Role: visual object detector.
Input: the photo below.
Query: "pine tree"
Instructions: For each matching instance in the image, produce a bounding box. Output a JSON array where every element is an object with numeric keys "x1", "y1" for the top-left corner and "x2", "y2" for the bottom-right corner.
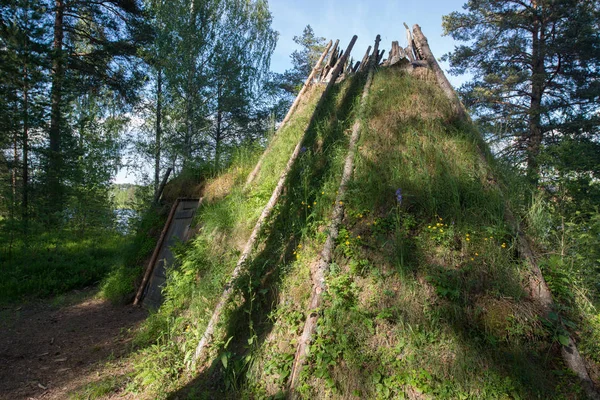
[{"x1": 443, "y1": 0, "x2": 600, "y2": 185}]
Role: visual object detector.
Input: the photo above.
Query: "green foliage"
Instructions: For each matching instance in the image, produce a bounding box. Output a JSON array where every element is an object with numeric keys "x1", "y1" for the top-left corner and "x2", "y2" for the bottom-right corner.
[
  {"x1": 443, "y1": 0, "x2": 600, "y2": 183},
  {"x1": 100, "y1": 203, "x2": 167, "y2": 304},
  {"x1": 0, "y1": 229, "x2": 124, "y2": 304}
]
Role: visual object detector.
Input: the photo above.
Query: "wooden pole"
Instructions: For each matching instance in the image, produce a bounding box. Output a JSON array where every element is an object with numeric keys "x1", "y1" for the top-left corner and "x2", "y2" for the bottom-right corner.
[
  {"x1": 287, "y1": 34, "x2": 380, "y2": 397},
  {"x1": 403, "y1": 22, "x2": 416, "y2": 62},
  {"x1": 244, "y1": 41, "x2": 333, "y2": 189},
  {"x1": 358, "y1": 45, "x2": 371, "y2": 72},
  {"x1": 191, "y1": 36, "x2": 359, "y2": 369},
  {"x1": 504, "y1": 207, "x2": 600, "y2": 399},
  {"x1": 133, "y1": 198, "x2": 180, "y2": 306},
  {"x1": 153, "y1": 167, "x2": 172, "y2": 205},
  {"x1": 412, "y1": 24, "x2": 466, "y2": 119}
]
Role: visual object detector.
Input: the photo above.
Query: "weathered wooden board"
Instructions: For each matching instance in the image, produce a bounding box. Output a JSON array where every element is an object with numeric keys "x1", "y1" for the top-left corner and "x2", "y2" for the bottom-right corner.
[{"x1": 141, "y1": 199, "x2": 201, "y2": 309}]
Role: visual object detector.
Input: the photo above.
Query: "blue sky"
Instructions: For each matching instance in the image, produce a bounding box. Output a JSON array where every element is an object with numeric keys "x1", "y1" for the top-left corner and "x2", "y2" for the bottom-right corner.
[{"x1": 267, "y1": 0, "x2": 469, "y2": 86}]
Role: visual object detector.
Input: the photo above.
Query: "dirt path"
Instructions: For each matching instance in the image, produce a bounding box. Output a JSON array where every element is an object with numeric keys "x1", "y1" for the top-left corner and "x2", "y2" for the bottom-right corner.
[{"x1": 0, "y1": 289, "x2": 146, "y2": 400}]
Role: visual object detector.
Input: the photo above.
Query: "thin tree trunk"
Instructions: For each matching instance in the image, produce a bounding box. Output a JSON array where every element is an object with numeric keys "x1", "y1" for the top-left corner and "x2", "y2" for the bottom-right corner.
[
  {"x1": 244, "y1": 40, "x2": 333, "y2": 190},
  {"x1": 154, "y1": 68, "x2": 163, "y2": 195},
  {"x1": 527, "y1": 13, "x2": 545, "y2": 186},
  {"x1": 12, "y1": 125, "x2": 18, "y2": 205},
  {"x1": 287, "y1": 35, "x2": 380, "y2": 396},
  {"x1": 191, "y1": 36, "x2": 358, "y2": 369},
  {"x1": 48, "y1": 0, "x2": 65, "y2": 216},
  {"x1": 22, "y1": 59, "x2": 29, "y2": 228},
  {"x1": 214, "y1": 86, "x2": 222, "y2": 170},
  {"x1": 183, "y1": 1, "x2": 197, "y2": 168}
]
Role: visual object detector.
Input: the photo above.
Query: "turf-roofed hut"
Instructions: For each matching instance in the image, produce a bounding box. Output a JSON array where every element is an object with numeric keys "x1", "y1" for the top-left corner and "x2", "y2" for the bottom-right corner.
[{"x1": 132, "y1": 25, "x2": 600, "y2": 400}]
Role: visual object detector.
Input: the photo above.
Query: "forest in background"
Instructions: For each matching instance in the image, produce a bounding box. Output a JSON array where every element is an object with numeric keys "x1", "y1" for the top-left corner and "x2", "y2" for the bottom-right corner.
[{"x1": 0, "y1": 0, "x2": 328, "y2": 302}]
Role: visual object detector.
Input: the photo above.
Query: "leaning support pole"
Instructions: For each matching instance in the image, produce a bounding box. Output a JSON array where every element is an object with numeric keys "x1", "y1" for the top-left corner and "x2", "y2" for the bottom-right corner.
[
  {"x1": 191, "y1": 36, "x2": 358, "y2": 369},
  {"x1": 244, "y1": 40, "x2": 333, "y2": 190},
  {"x1": 153, "y1": 167, "x2": 172, "y2": 205},
  {"x1": 133, "y1": 198, "x2": 180, "y2": 306},
  {"x1": 411, "y1": 24, "x2": 466, "y2": 120},
  {"x1": 504, "y1": 208, "x2": 600, "y2": 399},
  {"x1": 287, "y1": 35, "x2": 380, "y2": 397}
]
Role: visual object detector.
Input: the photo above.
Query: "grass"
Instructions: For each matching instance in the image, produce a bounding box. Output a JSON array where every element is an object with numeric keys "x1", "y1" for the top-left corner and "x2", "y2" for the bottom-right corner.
[
  {"x1": 284, "y1": 68, "x2": 587, "y2": 399},
  {"x1": 111, "y1": 68, "x2": 598, "y2": 399},
  {"x1": 0, "y1": 228, "x2": 126, "y2": 305}
]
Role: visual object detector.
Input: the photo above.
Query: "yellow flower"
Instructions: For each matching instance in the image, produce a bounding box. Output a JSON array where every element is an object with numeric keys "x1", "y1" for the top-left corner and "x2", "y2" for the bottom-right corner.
[
  {"x1": 293, "y1": 251, "x2": 296, "y2": 254},
  {"x1": 428, "y1": 226, "x2": 432, "y2": 229},
  {"x1": 298, "y1": 244, "x2": 302, "y2": 249},
  {"x1": 439, "y1": 217, "x2": 443, "y2": 221},
  {"x1": 339, "y1": 201, "x2": 344, "y2": 205},
  {"x1": 475, "y1": 253, "x2": 479, "y2": 256},
  {"x1": 359, "y1": 214, "x2": 363, "y2": 218},
  {"x1": 301, "y1": 201, "x2": 305, "y2": 205},
  {"x1": 471, "y1": 257, "x2": 474, "y2": 261},
  {"x1": 490, "y1": 236, "x2": 494, "y2": 239},
  {"x1": 357, "y1": 235, "x2": 361, "y2": 239},
  {"x1": 466, "y1": 238, "x2": 470, "y2": 241},
  {"x1": 484, "y1": 238, "x2": 488, "y2": 241},
  {"x1": 501, "y1": 243, "x2": 506, "y2": 248},
  {"x1": 440, "y1": 229, "x2": 444, "y2": 233},
  {"x1": 308, "y1": 205, "x2": 311, "y2": 208},
  {"x1": 321, "y1": 191, "x2": 325, "y2": 195},
  {"x1": 313, "y1": 202, "x2": 316, "y2": 205},
  {"x1": 345, "y1": 241, "x2": 350, "y2": 245},
  {"x1": 466, "y1": 233, "x2": 470, "y2": 237},
  {"x1": 373, "y1": 221, "x2": 377, "y2": 225}
]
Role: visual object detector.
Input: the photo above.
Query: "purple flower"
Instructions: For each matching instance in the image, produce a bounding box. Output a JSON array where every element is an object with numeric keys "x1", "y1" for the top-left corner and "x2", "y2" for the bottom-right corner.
[
  {"x1": 300, "y1": 146, "x2": 307, "y2": 153},
  {"x1": 395, "y1": 188, "x2": 403, "y2": 204}
]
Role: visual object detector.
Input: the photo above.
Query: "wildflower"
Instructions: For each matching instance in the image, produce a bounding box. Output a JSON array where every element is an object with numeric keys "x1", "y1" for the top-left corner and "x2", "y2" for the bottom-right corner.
[
  {"x1": 428, "y1": 225, "x2": 432, "y2": 229},
  {"x1": 475, "y1": 253, "x2": 479, "y2": 256},
  {"x1": 298, "y1": 244, "x2": 302, "y2": 249},
  {"x1": 357, "y1": 235, "x2": 361, "y2": 239},
  {"x1": 471, "y1": 258, "x2": 474, "y2": 261},
  {"x1": 300, "y1": 146, "x2": 307, "y2": 153},
  {"x1": 313, "y1": 202, "x2": 316, "y2": 205},
  {"x1": 308, "y1": 205, "x2": 311, "y2": 208},
  {"x1": 373, "y1": 221, "x2": 377, "y2": 225},
  {"x1": 440, "y1": 229, "x2": 444, "y2": 233},
  {"x1": 339, "y1": 201, "x2": 344, "y2": 205},
  {"x1": 501, "y1": 243, "x2": 506, "y2": 248},
  {"x1": 466, "y1": 234, "x2": 470, "y2": 237},
  {"x1": 359, "y1": 214, "x2": 363, "y2": 218},
  {"x1": 484, "y1": 238, "x2": 488, "y2": 241},
  {"x1": 301, "y1": 201, "x2": 305, "y2": 205},
  {"x1": 345, "y1": 241, "x2": 350, "y2": 245},
  {"x1": 466, "y1": 238, "x2": 470, "y2": 242},
  {"x1": 439, "y1": 217, "x2": 443, "y2": 221},
  {"x1": 490, "y1": 236, "x2": 493, "y2": 239},
  {"x1": 395, "y1": 188, "x2": 403, "y2": 204},
  {"x1": 322, "y1": 191, "x2": 325, "y2": 195}
]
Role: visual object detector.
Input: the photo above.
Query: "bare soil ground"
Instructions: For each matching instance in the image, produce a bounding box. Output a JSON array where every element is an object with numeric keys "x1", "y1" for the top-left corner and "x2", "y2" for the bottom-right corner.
[{"x1": 0, "y1": 289, "x2": 146, "y2": 400}]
